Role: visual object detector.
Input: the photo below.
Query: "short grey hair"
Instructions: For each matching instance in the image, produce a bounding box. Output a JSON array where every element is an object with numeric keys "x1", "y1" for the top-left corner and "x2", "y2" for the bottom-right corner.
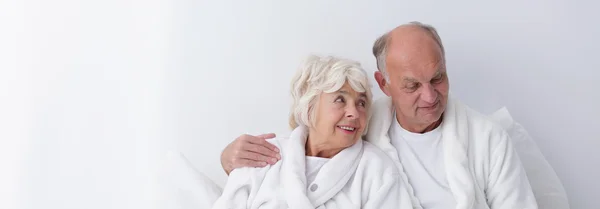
[
  {"x1": 372, "y1": 21, "x2": 445, "y2": 82},
  {"x1": 289, "y1": 55, "x2": 373, "y2": 134}
]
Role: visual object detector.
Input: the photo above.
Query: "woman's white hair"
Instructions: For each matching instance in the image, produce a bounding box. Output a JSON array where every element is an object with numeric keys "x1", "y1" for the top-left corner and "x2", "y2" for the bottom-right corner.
[{"x1": 289, "y1": 55, "x2": 373, "y2": 135}]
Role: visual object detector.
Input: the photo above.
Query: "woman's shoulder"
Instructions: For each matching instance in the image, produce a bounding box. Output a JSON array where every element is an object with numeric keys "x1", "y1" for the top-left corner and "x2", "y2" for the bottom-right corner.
[
  {"x1": 353, "y1": 141, "x2": 402, "y2": 192},
  {"x1": 359, "y1": 141, "x2": 399, "y2": 174},
  {"x1": 361, "y1": 141, "x2": 394, "y2": 162}
]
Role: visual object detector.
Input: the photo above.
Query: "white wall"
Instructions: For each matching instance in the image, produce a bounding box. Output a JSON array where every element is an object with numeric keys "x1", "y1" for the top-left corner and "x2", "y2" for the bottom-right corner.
[
  {"x1": 4, "y1": 0, "x2": 598, "y2": 209},
  {"x1": 2, "y1": 0, "x2": 173, "y2": 208},
  {"x1": 170, "y1": 1, "x2": 599, "y2": 209}
]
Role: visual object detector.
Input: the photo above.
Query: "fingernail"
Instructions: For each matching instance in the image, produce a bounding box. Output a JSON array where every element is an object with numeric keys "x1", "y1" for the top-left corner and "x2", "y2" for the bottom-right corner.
[
  {"x1": 274, "y1": 148, "x2": 280, "y2": 152},
  {"x1": 270, "y1": 158, "x2": 277, "y2": 163},
  {"x1": 261, "y1": 162, "x2": 267, "y2": 166},
  {"x1": 276, "y1": 154, "x2": 281, "y2": 159}
]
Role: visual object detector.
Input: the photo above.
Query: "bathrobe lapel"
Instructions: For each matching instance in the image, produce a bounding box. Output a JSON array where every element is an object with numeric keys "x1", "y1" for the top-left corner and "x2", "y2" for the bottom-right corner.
[
  {"x1": 365, "y1": 96, "x2": 476, "y2": 209},
  {"x1": 440, "y1": 96, "x2": 476, "y2": 209},
  {"x1": 282, "y1": 126, "x2": 364, "y2": 208}
]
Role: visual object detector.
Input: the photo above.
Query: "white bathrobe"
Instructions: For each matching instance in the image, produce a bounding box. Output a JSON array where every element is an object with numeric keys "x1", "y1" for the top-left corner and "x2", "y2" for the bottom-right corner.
[
  {"x1": 211, "y1": 126, "x2": 414, "y2": 209},
  {"x1": 366, "y1": 96, "x2": 539, "y2": 209}
]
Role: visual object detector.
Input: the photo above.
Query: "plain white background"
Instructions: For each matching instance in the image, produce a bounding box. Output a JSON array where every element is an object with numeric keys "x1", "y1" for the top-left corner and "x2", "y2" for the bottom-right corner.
[{"x1": 2, "y1": 0, "x2": 598, "y2": 209}]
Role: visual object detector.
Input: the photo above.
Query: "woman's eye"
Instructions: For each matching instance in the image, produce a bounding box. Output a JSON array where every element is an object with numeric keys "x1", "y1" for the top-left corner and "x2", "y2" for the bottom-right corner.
[
  {"x1": 335, "y1": 97, "x2": 345, "y2": 103},
  {"x1": 358, "y1": 101, "x2": 366, "y2": 107}
]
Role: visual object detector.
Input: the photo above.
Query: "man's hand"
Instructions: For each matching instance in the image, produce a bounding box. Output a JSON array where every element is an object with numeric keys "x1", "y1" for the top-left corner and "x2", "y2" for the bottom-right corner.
[{"x1": 220, "y1": 133, "x2": 280, "y2": 175}]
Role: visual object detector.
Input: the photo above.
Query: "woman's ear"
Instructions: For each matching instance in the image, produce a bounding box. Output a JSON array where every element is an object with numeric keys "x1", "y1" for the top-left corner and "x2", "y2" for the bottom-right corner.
[
  {"x1": 374, "y1": 71, "x2": 392, "y2": 97},
  {"x1": 306, "y1": 93, "x2": 323, "y2": 129}
]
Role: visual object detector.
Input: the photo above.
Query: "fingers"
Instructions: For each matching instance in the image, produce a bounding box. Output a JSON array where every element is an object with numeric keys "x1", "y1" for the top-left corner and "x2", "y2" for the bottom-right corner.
[
  {"x1": 239, "y1": 145, "x2": 279, "y2": 164},
  {"x1": 236, "y1": 151, "x2": 277, "y2": 165},
  {"x1": 245, "y1": 134, "x2": 280, "y2": 158},
  {"x1": 232, "y1": 158, "x2": 268, "y2": 168},
  {"x1": 224, "y1": 133, "x2": 282, "y2": 173},
  {"x1": 256, "y1": 133, "x2": 276, "y2": 140}
]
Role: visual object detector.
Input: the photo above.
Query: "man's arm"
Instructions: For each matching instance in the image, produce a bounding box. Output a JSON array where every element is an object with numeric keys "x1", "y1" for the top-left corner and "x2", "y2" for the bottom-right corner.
[
  {"x1": 220, "y1": 133, "x2": 281, "y2": 175},
  {"x1": 486, "y1": 130, "x2": 538, "y2": 209}
]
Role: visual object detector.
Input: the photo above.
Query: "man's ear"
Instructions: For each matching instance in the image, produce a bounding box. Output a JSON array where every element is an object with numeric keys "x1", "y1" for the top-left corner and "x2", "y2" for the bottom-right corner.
[{"x1": 374, "y1": 71, "x2": 392, "y2": 97}]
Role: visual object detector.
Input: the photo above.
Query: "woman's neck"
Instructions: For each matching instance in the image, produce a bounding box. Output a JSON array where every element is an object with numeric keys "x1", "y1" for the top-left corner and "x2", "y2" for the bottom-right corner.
[{"x1": 304, "y1": 132, "x2": 342, "y2": 158}]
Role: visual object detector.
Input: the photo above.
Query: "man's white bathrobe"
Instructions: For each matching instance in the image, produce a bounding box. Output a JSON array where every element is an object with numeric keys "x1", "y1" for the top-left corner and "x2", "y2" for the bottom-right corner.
[
  {"x1": 366, "y1": 96, "x2": 538, "y2": 209},
  {"x1": 211, "y1": 126, "x2": 414, "y2": 209}
]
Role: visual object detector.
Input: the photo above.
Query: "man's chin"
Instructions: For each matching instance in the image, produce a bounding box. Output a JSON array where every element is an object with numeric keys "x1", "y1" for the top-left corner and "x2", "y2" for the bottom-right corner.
[{"x1": 421, "y1": 113, "x2": 443, "y2": 125}]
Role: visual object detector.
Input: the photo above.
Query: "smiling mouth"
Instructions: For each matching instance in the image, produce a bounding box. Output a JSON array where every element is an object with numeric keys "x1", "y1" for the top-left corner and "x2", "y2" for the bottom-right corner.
[{"x1": 337, "y1": 125, "x2": 357, "y2": 133}]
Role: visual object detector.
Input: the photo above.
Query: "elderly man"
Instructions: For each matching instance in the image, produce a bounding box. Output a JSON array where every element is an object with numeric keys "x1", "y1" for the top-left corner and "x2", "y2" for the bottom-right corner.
[{"x1": 220, "y1": 22, "x2": 538, "y2": 209}]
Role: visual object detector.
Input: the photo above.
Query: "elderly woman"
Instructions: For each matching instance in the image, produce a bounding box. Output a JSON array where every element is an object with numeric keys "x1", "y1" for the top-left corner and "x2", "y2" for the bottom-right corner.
[{"x1": 211, "y1": 55, "x2": 413, "y2": 209}]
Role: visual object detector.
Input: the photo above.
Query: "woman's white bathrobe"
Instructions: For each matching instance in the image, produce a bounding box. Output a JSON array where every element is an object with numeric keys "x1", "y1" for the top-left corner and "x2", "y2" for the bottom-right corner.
[
  {"x1": 366, "y1": 96, "x2": 538, "y2": 209},
  {"x1": 211, "y1": 126, "x2": 414, "y2": 209}
]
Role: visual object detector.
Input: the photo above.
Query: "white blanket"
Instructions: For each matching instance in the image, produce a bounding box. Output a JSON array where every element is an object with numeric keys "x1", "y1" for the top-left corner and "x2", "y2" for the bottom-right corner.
[
  {"x1": 155, "y1": 151, "x2": 223, "y2": 209},
  {"x1": 211, "y1": 126, "x2": 414, "y2": 209},
  {"x1": 366, "y1": 96, "x2": 538, "y2": 209}
]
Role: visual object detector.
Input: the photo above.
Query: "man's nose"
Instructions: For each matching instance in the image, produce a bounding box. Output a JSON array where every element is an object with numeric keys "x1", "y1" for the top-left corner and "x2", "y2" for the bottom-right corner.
[{"x1": 421, "y1": 84, "x2": 438, "y2": 104}]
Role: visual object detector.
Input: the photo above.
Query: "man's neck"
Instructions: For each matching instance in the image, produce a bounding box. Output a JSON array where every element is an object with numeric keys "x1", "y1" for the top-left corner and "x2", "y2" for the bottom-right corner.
[{"x1": 396, "y1": 113, "x2": 443, "y2": 134}]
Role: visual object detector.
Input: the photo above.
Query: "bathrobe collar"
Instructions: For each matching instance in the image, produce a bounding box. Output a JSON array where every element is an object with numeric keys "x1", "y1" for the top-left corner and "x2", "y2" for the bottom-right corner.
[
  {"x1": 282, "y1": 125, "x2": 364, "y2": 208},
  {"x1": 365, "y1": 95, "x2": 476, "y2": 209}
]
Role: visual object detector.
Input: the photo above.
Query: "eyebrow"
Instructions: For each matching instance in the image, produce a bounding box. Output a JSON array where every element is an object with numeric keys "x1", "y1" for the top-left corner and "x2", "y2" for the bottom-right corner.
[
  {"x1": 403, "y1": 77, "x2": 418, "y2": 83},
  {"x1": 339, "y1": 90, "x2": 368, "y2": 99},
  {"x1": 402, "y1": 70, "x2": 444, "y2": 83}
]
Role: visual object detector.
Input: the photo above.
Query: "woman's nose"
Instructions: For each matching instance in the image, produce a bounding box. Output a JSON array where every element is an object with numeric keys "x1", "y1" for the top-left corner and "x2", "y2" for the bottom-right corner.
[{"x1": 346, "y1": 105, "x2": 359, "y2": 118}]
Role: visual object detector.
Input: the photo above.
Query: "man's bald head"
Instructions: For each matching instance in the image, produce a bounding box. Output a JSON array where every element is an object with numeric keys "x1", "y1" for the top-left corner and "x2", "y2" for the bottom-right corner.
[
  {"x1": 372, "y1": 21, "x2": 449, "y2": 133},
  {"x1": 372, "y1": 21, "x2": 445, "y2": 79}
]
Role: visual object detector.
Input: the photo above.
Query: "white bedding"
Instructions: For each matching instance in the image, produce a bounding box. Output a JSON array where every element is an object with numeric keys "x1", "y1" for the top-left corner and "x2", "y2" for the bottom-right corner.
[
  {"x1": 155, "y1": 151, "x2": 222, "y2": 209},
  {"x1": 490, "y1": 107, "x2": 570, "y2": 209},
  {"x1": 156, "y1": 107, "x2": 569, "y2": 209}
]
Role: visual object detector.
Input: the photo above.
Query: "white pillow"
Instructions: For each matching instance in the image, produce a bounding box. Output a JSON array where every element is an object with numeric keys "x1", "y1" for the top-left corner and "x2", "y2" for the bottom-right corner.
[
  {"x1": 490, "y1": 107, "x2": 570, "y2": 209},
  {"x1": 155, "y1": 151, "x2": 222, "y2": 209}
]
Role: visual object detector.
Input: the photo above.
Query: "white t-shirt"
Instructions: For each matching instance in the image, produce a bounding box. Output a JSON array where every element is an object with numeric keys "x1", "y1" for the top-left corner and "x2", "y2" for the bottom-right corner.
[
  {"x1": 305, "y1": 156, "x2": 330, "y2": 185},
  {"x1": 389, "y1": 116, "x2": 456, "y2": 209}
]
